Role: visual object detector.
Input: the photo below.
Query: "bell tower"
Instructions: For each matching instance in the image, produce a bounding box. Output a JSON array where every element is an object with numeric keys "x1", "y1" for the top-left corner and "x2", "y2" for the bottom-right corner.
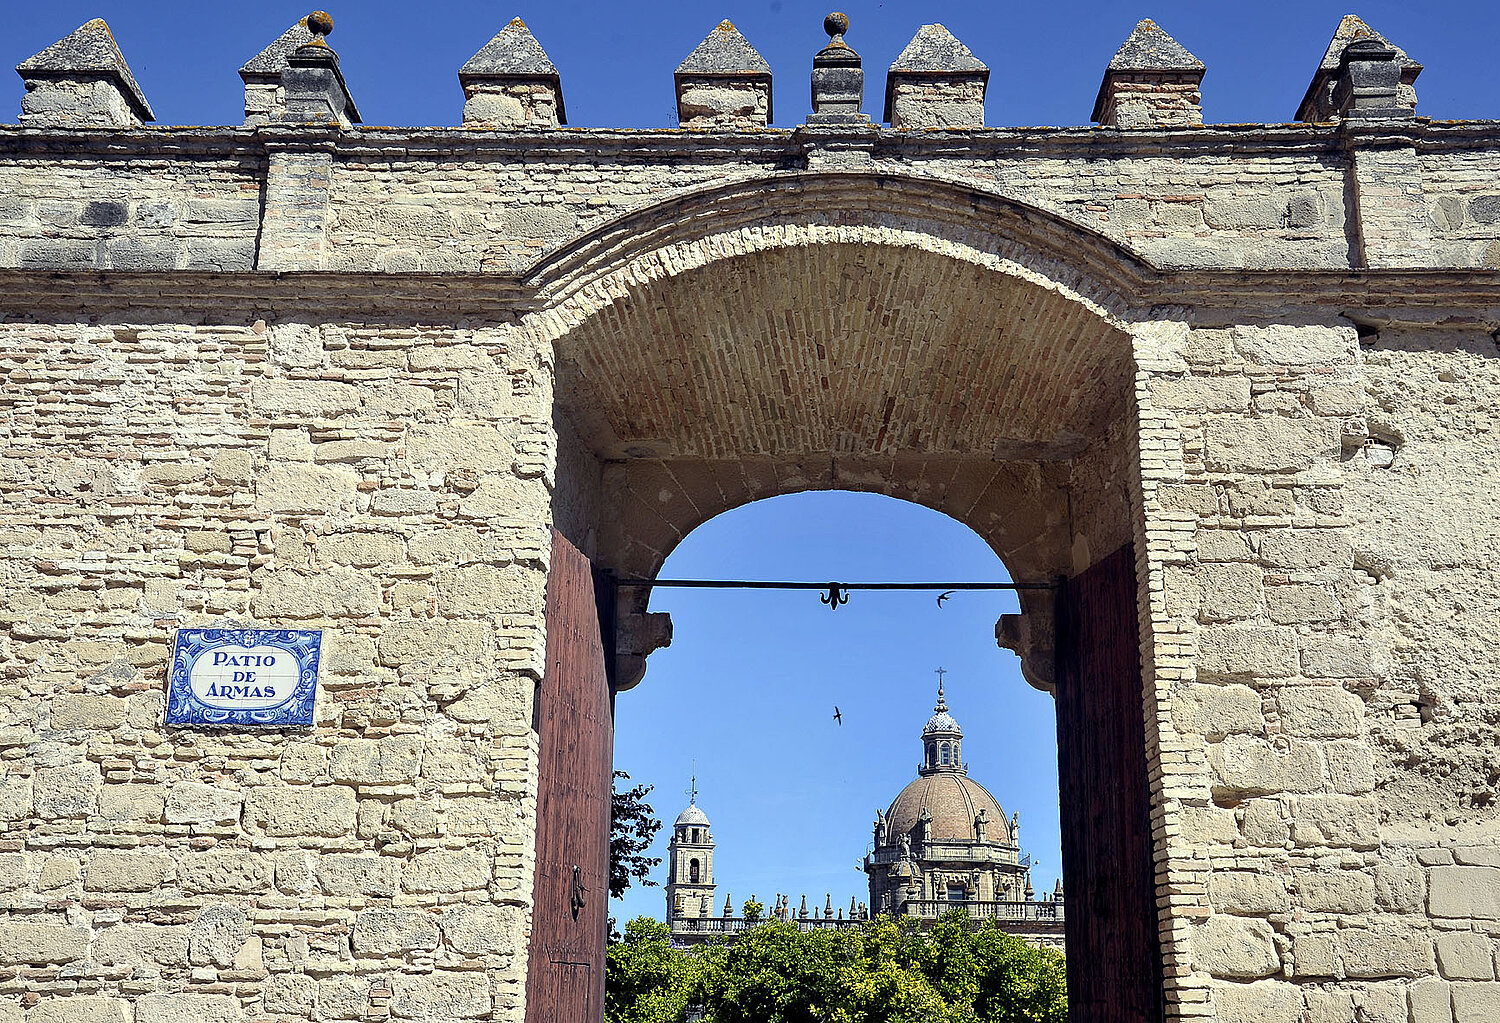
[{"x1": 665, "y1": 780, "x2": 716, "y2": 923}]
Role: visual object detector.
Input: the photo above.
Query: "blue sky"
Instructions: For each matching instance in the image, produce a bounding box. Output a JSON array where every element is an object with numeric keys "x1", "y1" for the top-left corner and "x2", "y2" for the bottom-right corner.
[
  {"x1": 5, "y1": 2, "x2": 1498, "y2": 129},
  {"x1": 7, "y1": 0, "x2": 1496, "y2": 924}
]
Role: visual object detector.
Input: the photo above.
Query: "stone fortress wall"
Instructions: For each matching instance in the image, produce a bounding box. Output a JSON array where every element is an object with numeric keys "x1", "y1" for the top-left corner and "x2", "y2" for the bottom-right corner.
[{"x1": 0, "y1": 9, "x2": 1497, "y2": 1023}]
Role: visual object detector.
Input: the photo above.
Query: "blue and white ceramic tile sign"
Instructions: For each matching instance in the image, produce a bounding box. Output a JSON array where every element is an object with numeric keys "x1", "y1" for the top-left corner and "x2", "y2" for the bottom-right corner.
[{"x1": 166, "y1": 628, "x2": 322, "y2": 727}]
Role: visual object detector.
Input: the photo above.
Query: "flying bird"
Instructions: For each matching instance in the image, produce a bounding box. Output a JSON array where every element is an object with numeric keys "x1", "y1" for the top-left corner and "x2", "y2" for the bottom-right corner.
[
  {"x1": 936, "y1": 590, "x2": 956, "y2": 607},
  {"x1": 833, "y1": 706, "x2": 842, "y2": 726}
]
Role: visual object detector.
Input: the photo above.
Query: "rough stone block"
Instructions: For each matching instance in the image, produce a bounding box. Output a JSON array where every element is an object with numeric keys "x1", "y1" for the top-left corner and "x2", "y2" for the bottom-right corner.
[
  {"x1": 440, "y1": 904, "x2": 521, "y2": 956},
  {"x1": 1301, "y1": 635, "x2": 1378, "y2": 679},
  {"x1": 1232, "y1": 325, "x2": 1356, "y2": 367},
  {"x1": 177, "y1": 851, "x2": 269, "y2": 894},
  {"x1": 351, "y1": 909, "x2": 441, "y2": 954},
  {"x1": 1295, "y1": 869, "x2": 1375, "y2": 913},
  {"x1": 1276, "y1": 686, "x2": 1364, "y2": 738},
  {"x1": 1260, "y1": 529, "x2": 1353, "y2": 569},
  {"x1": 1289, "y1": 930, "x2": 1339, "y2": 978},
  {"x1": 1170, "y1": 681, "x2": 1266, "y2": 738},
  {"x1": 0, "y1": 922, "x2": 89, "y2": 964},
  {"x1": 1431, "y1": 866, "x2": 1500, "y2": 919},
  {"x1": 1324, "y1": 740, "x2": 1377, "y2": 794},
  {"x1": 328, "y1": 736, "x2": 424, "y2": 786},
  {"x1": 1209, "y1": 871, "x2": 1291, "y2": 914},
  {"x1": 402, "y1": 849, "x2": 491, "y2": 894},
  {"x1": 1152, "y1": 375, "x2": 1252, "y2": 412},
  {"x1": 244, "y1": 785, "x2": 357, "y2": 837},
  {"x1": 256, "y1": 464, "x2": 360, "y2": 515},
  {"x1": 34, "y1": 761, "x2": 100, "y2": 818},
  {"x1": 1197, "y1": 562, "x2": 1264, "y2": 622},
  {"x1": 0, "y1": 777, "x2": 33, "y2": 820},
  {"x1": 262, "y1": 974, "x2": 316, "y2": 1015},
  {"x1": 315, "y1": 855, "x2": 403, "y2": 897},
  {"x1": 1266, "y1": 584, "x2": 1344, "y2": 625},
  {"x1": 1204, "y1": 417, "x2": 1341, "y2": 473},
  {"x1": 1192, "y1": 915, "x2": 1281, "y2": 979},
  {"x1": 92, "y1": 923, "x2": 189, "y2": 967},
  {"x1": 164, "y1": 781, "x2": 242, "y2": 825},
  {"x1": 189, "y1": 905, "x2": 249, "y2": 968},
  {"x1": 389, "y1": 972, "x2": 491, "y2": 1019},
  {"x1": 51, "y1": 694, "x2": 128, "y2": 729},
  {"x1": 1375, "y1": 861, "x2": 1426, "y2": 913},
  {"x1": 1291, "y1": 795, "x2": 1381, "y2": 849},
  {"x1": 85, "y1": 851, "x2": 172, "y2": 892},
  {"x1": 1340, "y1": 922, "x2": 1436, "y2": 978},
  {"x1": 1438, "y1": 931, "x2": 1495, "y2": 980},
  {"x1": 28, "y1": 998, "x2": 129, "y2": 1023},
  {"x1": 97, "y1": 783, "x2": 164, "y2": 821},
  {"x1": 1197, "y1": 624, "x2": 1299, "y2": 678},
  {"x1": 318, "y1": 531, "x2": 406, "y2": 567},
  {"x1": 1210, "y1": 735, "x2": 1324, "y2": 797},
  {"x1": 131, "y1": 994, "x2": 242, "y2": 1023},
  {"x1": 1410, "y1": 979, "x2": 1454, "y2": 1023},
  {"x1": 253, "y1": 567, "x2": 382, "y2": 619},
  {"x1": 1210, "y1": 980, "x2": 1303, "y2": 1023},
  {"x1": 1454, "y1": 982, "x2": 1500, "y2": 1023}
]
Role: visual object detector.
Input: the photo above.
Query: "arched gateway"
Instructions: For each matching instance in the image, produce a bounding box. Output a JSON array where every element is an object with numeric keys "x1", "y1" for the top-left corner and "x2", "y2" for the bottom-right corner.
[
  {"x1": 531, "y1": 173, "x2": 1163, "y2": 1023},
  {"x1": 3, "y1": 12, "x2": 1498, "y2": 1023}
]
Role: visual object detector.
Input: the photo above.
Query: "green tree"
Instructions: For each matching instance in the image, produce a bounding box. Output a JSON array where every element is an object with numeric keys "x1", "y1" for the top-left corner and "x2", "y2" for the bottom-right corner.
[
  {"x1": 611, "y1": 770, "x2": 663, "y2": 900},
  {"x1": 607, "y1": 917, "x2": 703, "y2": 1023},
  {"x1": 605, "y1": 913, "x2": 1066, "y2": 1023}
]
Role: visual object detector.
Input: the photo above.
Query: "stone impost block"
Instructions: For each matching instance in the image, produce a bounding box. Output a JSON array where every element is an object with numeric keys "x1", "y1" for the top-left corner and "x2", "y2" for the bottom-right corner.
[
  {"x1": 460, "y1": 19, "x2": 565, "y2": 127},
  {"x1": 1092, "y1": 20, "x2": 1204, "y2": 128},
  {"x1": 676, "y1": 21, "x2": 772, "y2": 129},
  {"x1": 15, "y1": 19, "x2": 154, "y2": 127},
  {"x1": 883, "y1": 24, "x2": 987, "y2": 130}
]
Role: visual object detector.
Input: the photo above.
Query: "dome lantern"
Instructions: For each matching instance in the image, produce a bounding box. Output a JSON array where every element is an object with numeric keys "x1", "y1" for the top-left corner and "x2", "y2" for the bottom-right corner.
[{"x1": 920, "y1": 672, "x2": 964, "y2": 775}]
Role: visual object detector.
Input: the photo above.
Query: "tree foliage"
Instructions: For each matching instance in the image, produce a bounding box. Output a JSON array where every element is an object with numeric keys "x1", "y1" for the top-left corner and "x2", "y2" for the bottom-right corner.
[
  {"x1": 611, "y1": 770, "x2": 663, "y2": 900},
  {"x1": 606, "y1": 910, "x2": 1066, "y2": 1023}
]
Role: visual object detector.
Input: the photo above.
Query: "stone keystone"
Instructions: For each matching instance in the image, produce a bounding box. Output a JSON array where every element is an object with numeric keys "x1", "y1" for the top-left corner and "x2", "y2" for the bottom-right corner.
[
  {"x1": 1296, "y1": 15, "x2": 1421, "y2": 122},
  {"x1": 1092, "y1": 19, "x2": 1204, "y2": 128},
  {"x1": 460, "y1": 18, "x2": 566, "y2": 127},
  {"x1": 883, "y1": 24, "x2": 988, "y2": 130},
  {"x1": 16, "y1": 18, "x2": 155, "y2": 126},
  {"x1": 675, "y1": 21, "x2": 773, "y2": 128}
]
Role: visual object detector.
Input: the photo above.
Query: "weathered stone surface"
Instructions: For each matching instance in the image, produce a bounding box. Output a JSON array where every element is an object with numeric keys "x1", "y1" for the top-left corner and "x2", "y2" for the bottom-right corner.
[
  {"x1": 34, "y1": 761, "x2": 100, "y2": 818},
  {"x1": 389, "y1": 972, "x2": 491, "y2": 1019},
  {"x1": 1431, "y1": 866, "x2": 1500, "y2": 919},
  {"x1": 1295, "y1": 869, "x2": 1375, "y2": 913},
  {"x1": 1209, "y1": 735, "x2": 1324, "y2": 797},
  {"x1": 1204, "y1": 417, "x2": 1342, "y2": 473},
  {"x1": 1339, "y1": 921, "x2": 1435, "y2": 977},
  {"x1": 401, "y1": 849, "x2": 491, "y2": 894},
  {"x1": 28, "y1": 998, "x2": 129, "y2": 1023},
  {"x1": 164, "y1": 781, "x2": 242, "y2": 825},
  {"x1": 178, "y1": 851, "x2": 269, "y2": 894},
  {"x1": 52, "y1": 694, "x2": 127, "y2": 729},
  {"x1": 1192, "y1": 916, "x2": 1281, "y2": 979},
  {"x1": 351, "y1": 909, "x2": 441, "y2": 955},
  {"x1": 84, "y1": 851, "x2": 172, "y2": 892},
  {"x1": 93, "y1": 924, "x2": 189, "y2": 967},
  {"x1": 328, "y1": 736, "x2": 423, "y2": 785},
  {"x1": 1291, "y1": 795, "x2": 1381, "y2": 849},
  {"x1": 1454, "y1": 982, "x2": 1500, "y2": 1023},
  {"x1": 244, "y1": 786, "x2": 357, "y2": 837},
  {"x1": 1209, "y1": 871, "x2": 1290, "y2": 915},
  {"x1": 315, "y1": 854, "x2": 403, "y2": 897},
  {"x1": 1437, "y1": 930, "x2": 1495, "y2": 980},
  {"x1": 0, "y1": 922, "x2": 89, "y2": 964},
  {"x1": 1276, "y1": 686, "x2": 1364, "y2": 738},
  {"x1": 1210, "y1": 981, "x2": 1303, "y2": 1023},
  {"x1": 131, "y1": 994, "x2": 242, "y2": 1023}
]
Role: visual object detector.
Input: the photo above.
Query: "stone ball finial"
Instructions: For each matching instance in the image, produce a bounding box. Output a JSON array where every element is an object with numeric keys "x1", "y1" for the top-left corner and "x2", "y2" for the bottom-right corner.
[
  {"x1": 824, "y1": 12, "x2": 849, "y2": 39},
  {"x1": 307, "y1": 11, "x2": 334, "y2": 39}
]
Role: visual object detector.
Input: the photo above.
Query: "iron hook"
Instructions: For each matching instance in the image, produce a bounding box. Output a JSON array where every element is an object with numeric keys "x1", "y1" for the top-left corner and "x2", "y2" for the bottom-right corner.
[{"x1": 821, "y1": 584, "x2": 849, "y2": 611}]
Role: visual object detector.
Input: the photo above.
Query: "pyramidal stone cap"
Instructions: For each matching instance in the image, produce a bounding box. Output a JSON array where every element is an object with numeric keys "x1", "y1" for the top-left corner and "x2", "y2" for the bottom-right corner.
[
  {"x1": 883, "y1": 23, "x2": 988, "y2": 127},
  {"x1": 1091, "y1": 18, "x2": 1204, "y2": 125},
  {"x1": 1296, "y1": 14, "x2": 1421, "y2": 122},
  {"x1": 16, "y1": 18, "x2": 154, "y2": 124},
  {"x1": 461, "y1": 17, "x2": 566, "y2": 125},
  {"x1": 675, "y1": 20, "x2": 774, "y2": 126},
  {"x1": 239, "y1": 17, "x2": 319, "y2": 126}
]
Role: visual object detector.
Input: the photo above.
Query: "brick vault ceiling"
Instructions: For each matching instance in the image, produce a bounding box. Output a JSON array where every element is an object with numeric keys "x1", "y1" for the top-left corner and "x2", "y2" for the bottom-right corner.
[{"x1": 555, "y1": 242, "x2": 1133, "y2": 462}]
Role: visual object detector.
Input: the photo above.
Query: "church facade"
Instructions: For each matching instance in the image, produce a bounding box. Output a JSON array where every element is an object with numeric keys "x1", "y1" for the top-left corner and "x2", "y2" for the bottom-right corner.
[{"x1": 866, "y1": 683, "x2": 1065, "y2": 949}]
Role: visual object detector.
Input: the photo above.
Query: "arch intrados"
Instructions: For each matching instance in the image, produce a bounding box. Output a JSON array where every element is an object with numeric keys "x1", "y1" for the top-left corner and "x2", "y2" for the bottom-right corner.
[{"x1": 525, "y1": 170, "x2": 1159, "y2": 341}]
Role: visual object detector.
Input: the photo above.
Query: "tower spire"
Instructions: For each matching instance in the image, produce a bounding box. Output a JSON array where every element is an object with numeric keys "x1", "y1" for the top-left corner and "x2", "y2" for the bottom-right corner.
[{"x1": 935, "y1": 667, "x2": 948, "y2": 711}]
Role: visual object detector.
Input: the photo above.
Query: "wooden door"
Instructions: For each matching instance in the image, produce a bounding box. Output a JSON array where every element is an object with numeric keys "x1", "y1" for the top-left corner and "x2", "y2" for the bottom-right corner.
[
  {"x1": 1054, "y1": 544, "x2": 1162, "y2": 1023},
  {"x1": 526, "y1": 530, "x2": 615, "y2": 1023}
]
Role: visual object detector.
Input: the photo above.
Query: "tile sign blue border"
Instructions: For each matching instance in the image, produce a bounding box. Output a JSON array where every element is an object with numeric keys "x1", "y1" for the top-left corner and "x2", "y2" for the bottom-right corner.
[{"x1": 166, "y1": 628, "x2": 322, "y2": 727}]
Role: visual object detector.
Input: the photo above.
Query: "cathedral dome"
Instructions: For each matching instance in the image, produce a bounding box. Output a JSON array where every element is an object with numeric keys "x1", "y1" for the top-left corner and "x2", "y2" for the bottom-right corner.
[
  {"x1": 675, "y1": 803, "x2": 710, "y2": 827},
  {"x1": 885, "y1": 771, "x2": 1006, "y2": 843}
]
